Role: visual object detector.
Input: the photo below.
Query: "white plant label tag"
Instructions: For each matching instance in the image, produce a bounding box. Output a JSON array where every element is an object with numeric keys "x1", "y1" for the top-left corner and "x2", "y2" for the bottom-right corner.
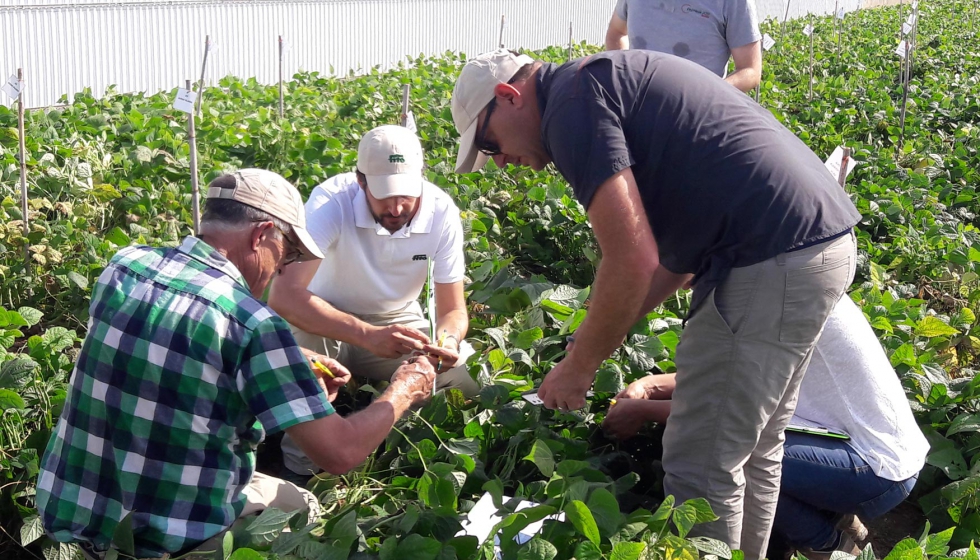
[
  {"x1": 521, "y1": 391, "x2": 594, "y2": 407},
  {"x1": 911, "y1": 0, "x2": 918, "y2": 9},
  {"x1": 803, "y1": 23, "x2": 814, "y2": 36},
  {"x1": 173, "y1": 88, "x2": 197, "y2": 114},
  {"x1": 824, "y1": 146, "x2": 857, "y2": 180},
  {"x1": 404, "y1": 111, "x2": 417, "y2": 133},
  {"x1": 902, "y1": 21, "x2": 914, "y2": 35},
  {"x1": 2, "y1": 73, "x2": 21, "y2": 100},
  {"x1": 894, "y1": 40, "x2": 909, "y2": 58},
  {"x1": 762, "y1": 33, "x2": 776, "y2": 51},
  {"x1": 836, "y1": 7, "x2": 845, "y2": 19},
  {"x1": 906, "y1": 13, "x2": 917, "y2": 26}
]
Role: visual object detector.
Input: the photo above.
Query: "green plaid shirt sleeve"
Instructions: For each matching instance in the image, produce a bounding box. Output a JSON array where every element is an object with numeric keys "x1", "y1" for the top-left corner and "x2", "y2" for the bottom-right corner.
[{"x1": 35, "y1": 237, "x2": 334, "y2": 558}]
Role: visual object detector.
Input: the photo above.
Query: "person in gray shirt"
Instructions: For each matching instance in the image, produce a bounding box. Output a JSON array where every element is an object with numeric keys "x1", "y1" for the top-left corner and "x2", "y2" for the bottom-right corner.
[{"x1": 605, "y1": 0, "x2": 763, "y2": 92}]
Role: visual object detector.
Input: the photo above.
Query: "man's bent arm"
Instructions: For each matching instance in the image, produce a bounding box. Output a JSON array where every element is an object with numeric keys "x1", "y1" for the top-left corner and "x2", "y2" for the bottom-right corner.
[
  {"x1": 605, "y1": 12, "x2": 629, "y2": 50},
  {"x1": 725, "y1": 41, "x2": 762, "y2": 92},
  {"x1": 634, "y1": 268, "x2": 693, "y2": 323},
  {"x1": 433, "y1": 281, "x2": 469, "y2": 343},
  {"x1": 564, "y1": 168, "x2": 659, "y2": 374},
  {"x1": 269, "y1": 260, "x2": 373, "y2": 346}
]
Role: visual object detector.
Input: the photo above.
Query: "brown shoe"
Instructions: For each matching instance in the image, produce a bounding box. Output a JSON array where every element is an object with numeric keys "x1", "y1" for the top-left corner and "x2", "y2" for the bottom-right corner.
[{"x1": 801, "y1": 534, "x2": 862, "y2": 560}]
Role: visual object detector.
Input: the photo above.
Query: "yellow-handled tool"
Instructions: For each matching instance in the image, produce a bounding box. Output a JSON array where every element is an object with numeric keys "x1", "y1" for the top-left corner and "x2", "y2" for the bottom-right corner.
[{"x1": 310, "y1": 357, "x2": 335, "y2": 379}]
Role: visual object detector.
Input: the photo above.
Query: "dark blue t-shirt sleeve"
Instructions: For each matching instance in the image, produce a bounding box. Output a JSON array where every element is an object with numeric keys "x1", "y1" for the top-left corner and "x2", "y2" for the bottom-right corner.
[{"x1": 542, "y1": 94, "x2": 634, "y2": 210}]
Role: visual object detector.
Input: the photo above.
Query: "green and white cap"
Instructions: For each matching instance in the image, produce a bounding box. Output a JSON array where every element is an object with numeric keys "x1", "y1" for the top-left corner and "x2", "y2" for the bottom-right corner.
[
  {"x1": 207, "y1": 168, "x2": 324, "y2": 261},
  {"x1": 357, "y1": 125, "x2": 424, "y2": 199}
]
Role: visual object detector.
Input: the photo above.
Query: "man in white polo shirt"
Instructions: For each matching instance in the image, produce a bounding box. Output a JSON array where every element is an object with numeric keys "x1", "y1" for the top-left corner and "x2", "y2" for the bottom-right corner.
[{"x1": 269, "y1": 125, "x2": 479, "y2": 478}]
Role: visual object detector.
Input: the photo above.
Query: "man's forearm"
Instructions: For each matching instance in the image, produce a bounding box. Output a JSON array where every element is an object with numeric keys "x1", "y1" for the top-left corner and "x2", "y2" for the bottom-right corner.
[
  {"x1": 724, "y1": 67, "x2": 761, "y2": 93},
  {"x1": 273, "y1": 290, "x2": 372, "y2": 346},
  {"x1": 634, "y1": 269, "x2": 693, "y2": 323},
  {"x1": 435, "y1": 309, "x2": 468, "y2": 343}
]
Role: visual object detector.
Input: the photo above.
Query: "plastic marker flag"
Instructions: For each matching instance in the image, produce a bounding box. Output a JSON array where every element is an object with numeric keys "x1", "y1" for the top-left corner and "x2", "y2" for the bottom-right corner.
[
  {"x1": 173, "y1": 88, "x2": 197, "y2": 114},
  {"x1": 762, "y1": 33, "x2": 776, "y2": 51},
  {"x1": 824, "y1": 146, "x2": 857, "y2": 181},
  {"x1": 895, "y1": 40, "x2": 909, "y2": 58},
  {"x1": 2, "y1": 73, "x2": 21, "y2": 100}
]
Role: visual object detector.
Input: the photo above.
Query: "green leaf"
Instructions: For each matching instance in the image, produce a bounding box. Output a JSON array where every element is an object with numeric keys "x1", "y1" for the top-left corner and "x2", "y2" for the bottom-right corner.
[
  {"x1": 395, "y1": 534, "x2": 443, "y2": 560},
  {"x1": 67, "y1": 271, "x2": 89, "y2": 290},
  {"x1": 111, "y1": 512, "x2": 136, "y2": 555},
  {"x1": 270, "y1": 523, "x2": 316, "y2": 555},
  {"x1": 0, "y1": 388, "x2": 26, "y2": 410},
  {"x1": 610, "y1": 541, "x2": 646, "y2": 560},
  {"x1": 689, "y1": 536, "x2": 732, "y2": 559},
  {"x1": 105, "y1": 226, "x2": 131, "y2": 247},
  {"x1": 890, "y1": 344, "x2": 917, "y2": 368},
  {"x1": 245, "y1": 507, "x2": 296, "y2": 545},
  {"x1": 42, "y1": 542, "x2": 79, "y2": 560},
  {"x1": 564, "y1": 500, "x2": 601, "y2": 546},
  {"x1": 227, "y1": 549, "x2": 265, "y2": 560},
  {"x1": 682, "y1": 497, "x2": 718, "y2": 523},
  {"x1": 594, "y1": 364, "x2": 625, "y2": 393},
  {"x1": 965, "y1": 541, "x2": 979, "y2": 560},
  {"x1": 516, "y1": 536, "x2": 557, "y2": 560},
  {"x1": 42, "y1": 327, "x2": 75, "y2": 352},
  {"x1": 925, "y1": 527, "x2": 954, "y2": 556},
  {"x1": 483, "y1": 478, "x2": 505, "y2": 509},
  {"x1": 672, "y1": 502, "x2": 698, "y2": 539},
  {"x1": 573, "y1": 541, "x2": 603, "y2": 560},
  {"x1": 20, "y1": 515, "x2": 44, "y2": 546},
  {"x1": 882, "y1": 538, "x2": 923, "y2": 560},
  {"x1": 948, "y1": 413, "x2": 980, "y2": 436},
  {"x1": 523, "y1": 439, "x2": 555, "y2": 477},
  {"x1": 0, "y1": 357, "x2": 37, "y2": 388},
  {"x1": 856, "y1": 543, "x2": 875, "y2": 560},
  {"x1": 512, "y1": 327, "x2": 544, "y2": 350},
  {"x1": 652, "y1": 495, "x2": 675, "y2": 521},
  {"x1": 328, "y1": 510, "x2": 358, "y2": 550},
  {"x1": 586, "y1": 488, "x2": 621, "y2": 538},
  {"x1": 916, "y1": 316, "x2": 959, "y2": 338}
]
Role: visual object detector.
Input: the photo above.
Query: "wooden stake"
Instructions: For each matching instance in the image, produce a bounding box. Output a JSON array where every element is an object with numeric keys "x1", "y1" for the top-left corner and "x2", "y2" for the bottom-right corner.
[
  {"x1": 498, "y1": 15, "x2": 506, "y2": 48},
  {"x1": 400, "y1": 84, "x2": 410, "y2": 128},
  {"x1": 195, "y1": 35, "x2": 210, "y2": 115},
  {"x1": 567, "y1": 22, "x2": 573, "y2": 61},
  {"x1": 909, "y1": 4, "x2": 919, "y2": 82},
  {"x1": 836, "y1": 147, "x2": 852, "y2": 189},
  {"x1": 17, "y1": 68, "x2": 28, "y2": 269},
  {"x1": 808, "y1": 14, "x2": 814, "y2": 101},
  {"x1": 971, "y1": 0, "x2": 977, "y2": 33},
  {"x1": 898, "y1": 45, "x2": 911, "y2": 151},
  {"x1": 186, "y1": 79, "x2": 201, "y2": 235},
  {"x1": 777, "y1": 0, "x2": 792, "y2": 55},
  {"x1": 279, "y1": 36, "x2": 285, "y2": 119}
]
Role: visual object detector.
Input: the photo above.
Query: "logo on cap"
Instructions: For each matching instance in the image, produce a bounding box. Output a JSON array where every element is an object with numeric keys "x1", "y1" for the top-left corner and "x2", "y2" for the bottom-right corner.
[{"x1": 389, "y1": 154, "x2": 406, "y2": 163}]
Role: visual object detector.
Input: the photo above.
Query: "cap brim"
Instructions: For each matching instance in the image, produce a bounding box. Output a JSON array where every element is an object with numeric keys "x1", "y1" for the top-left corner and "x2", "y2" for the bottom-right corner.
[
  {"x1": 364, "y1": 173, "x2": 423, "y2": 199},
  {"x1": 293, "y1": 226, "x2": 325, "y2": 261},
  {"x1": 454, "y1": 120, "x2": 489, "y2": 174}
]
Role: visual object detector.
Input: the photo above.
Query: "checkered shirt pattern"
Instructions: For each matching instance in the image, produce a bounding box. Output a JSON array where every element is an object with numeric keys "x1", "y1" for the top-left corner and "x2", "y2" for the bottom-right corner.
[{"x1": 36, "y1": 237, "x2": 333, "y2": 557}]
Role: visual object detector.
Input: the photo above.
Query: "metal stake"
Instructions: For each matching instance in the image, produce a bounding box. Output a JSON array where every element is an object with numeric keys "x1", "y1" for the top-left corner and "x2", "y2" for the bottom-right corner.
[
  {"x1": 186, "y1": 79, "x2": 201, "y2": 235},
  {"x1": 17, "y1": 68, "x2": 29, "y2": 269},
  {"x1": 195, "y1": 35, "x2": 210, "y2": 115},
  {"x1": 279, "y1": 36, "x2": 285, "y2": 119}
]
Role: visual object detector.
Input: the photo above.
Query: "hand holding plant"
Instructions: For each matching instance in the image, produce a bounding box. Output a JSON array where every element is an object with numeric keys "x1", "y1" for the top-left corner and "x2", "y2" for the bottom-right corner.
[{"x1": 363, "y1": 324, "x2": 429, "y2": 358}]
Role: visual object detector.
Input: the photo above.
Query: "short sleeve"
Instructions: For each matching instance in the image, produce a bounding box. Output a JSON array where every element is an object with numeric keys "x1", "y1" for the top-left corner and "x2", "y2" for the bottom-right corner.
[
  {"x1": 542, "y1": 70, "x2": 634, "y2": 210},
  {"x1": 615, "y1": 0, "x2": 628, "y2": 21},
  {"x1": 304, "y1": 181, "x2": 346, "y2": 253},
  {"x1": 237, "y1": 315, "x2": 333, "y2": 434},
  {"x1": 725, "y1": 0, "x2": 762, "y2": 49},
  {"x1": 433, "y1": 203, "x2": 465, "y2": 284}
]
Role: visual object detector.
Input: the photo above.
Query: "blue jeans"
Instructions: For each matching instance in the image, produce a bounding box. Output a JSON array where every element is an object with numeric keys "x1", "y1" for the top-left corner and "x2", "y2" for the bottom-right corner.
[{"x1": 772, "y1": 432, "x2": 918, "y2": 550}]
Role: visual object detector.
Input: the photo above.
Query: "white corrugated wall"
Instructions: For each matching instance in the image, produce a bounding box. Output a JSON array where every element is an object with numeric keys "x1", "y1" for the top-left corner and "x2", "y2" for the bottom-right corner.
[{"x1": 1, "y1": 0, "x2": 865, "y2": 108}]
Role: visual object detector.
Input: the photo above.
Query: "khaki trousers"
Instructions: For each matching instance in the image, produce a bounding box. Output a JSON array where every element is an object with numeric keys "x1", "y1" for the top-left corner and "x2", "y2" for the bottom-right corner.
[
  {"x1": 662, "y1": 233, "x2": 856, "y2": 560},
  {"x1": 282, "y1": 302, "x2": 480, "y2": 475},
  {"x1": 80, "y1": 472, "x2": 321, "y2": 560}
]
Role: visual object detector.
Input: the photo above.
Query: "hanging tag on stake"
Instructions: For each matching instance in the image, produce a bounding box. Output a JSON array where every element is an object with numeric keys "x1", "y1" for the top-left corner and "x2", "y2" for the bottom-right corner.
[
  {"x1": 404, "y1": 111, "x2": 417, "y2": 133},
  {"x1": 911, "y1": 0, "x2": 918, "y2": 8},
  {"x1": 894, "y1": 40, "x2": 909, "y2": 58},
  {"x1": 2, "y1": 73, "x2": 21, "y2": 100},
  {"x1": 173, "y1": 88, "x2": 197, "y2": 114},
  {"x1": 824, "y1": 146, "x2": 857, "y2": 180},
  {"x1": 836, "y1": 7, "x2": 845, "y2": 19},
  {"x1": 802, "y1": 23, "x2": 814, "y2": 36},
  {"x1": 902, "y1": 21, "x2": 914, "y2": 35},
  {"x1": 906, "y1": 13, "x2": 917, "y2": 26},
  {"x1": 762, "y1": 33, "x2": 776, "y2": 51}
]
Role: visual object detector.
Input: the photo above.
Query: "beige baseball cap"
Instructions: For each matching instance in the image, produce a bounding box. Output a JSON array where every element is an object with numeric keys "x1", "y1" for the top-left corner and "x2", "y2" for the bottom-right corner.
[
  {"x1": 207, "y1": 168, "x2": 325, "y2": 261},
  {"x1": 357, "y1": 125, "x2": 424, "y2": 199},
  {"x1": 451, "y1": 49, "x2": 534, "y2": 174}
]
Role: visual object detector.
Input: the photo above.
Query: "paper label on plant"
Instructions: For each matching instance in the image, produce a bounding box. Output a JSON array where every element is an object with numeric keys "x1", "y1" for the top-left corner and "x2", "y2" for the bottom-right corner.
[
  {"x1": 837, "y1": 7, "x2": 845, "y2": 19},
  {"x1": 762, "y1": 34, "x2": 776, "y2": 51},
  {"x1": 902, "y1": 22, "x2": 914, "y2": 35},
  {"x1": 2, "y1": 73, "x2": 21, "y2": 100},
  {"x1": 803, "y1": 24, "x2": 814, "y2": 36},
  {"x1": 894, "y1": 40, "x2": 909, "y2": 58},
  {"x1": 457, "y1": 492, "x2": 565, "y2": 548},
  {"x1": 911, "y1": 0, "x2": 918, "y2": 9},
  {"x1": 404, "y1": 111, "x2": 417, "y2": 133},
  {"x1": 521, "y1": 391, "x2": 594, "y2": 406},
  {"x1": 907, "y1": 13, "x2": 917, "y2": 26},
  {"x1": 173, "y1": 88, "x2": 197, "y2": 114},
  {"x1": 824, "y1": 146, "x2": 857, "y2": 180}
]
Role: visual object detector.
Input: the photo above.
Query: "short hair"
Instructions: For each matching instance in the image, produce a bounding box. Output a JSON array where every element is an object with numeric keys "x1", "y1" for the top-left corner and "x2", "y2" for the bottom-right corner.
[{"x1": 201, "y1": 174, "x2": 292, "y2": 236}]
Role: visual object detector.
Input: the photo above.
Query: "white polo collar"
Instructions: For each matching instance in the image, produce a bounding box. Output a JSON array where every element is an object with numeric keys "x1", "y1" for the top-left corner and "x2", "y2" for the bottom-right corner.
[{"x1": 352, "y1": 183, "x2": 436, "y2": 238}]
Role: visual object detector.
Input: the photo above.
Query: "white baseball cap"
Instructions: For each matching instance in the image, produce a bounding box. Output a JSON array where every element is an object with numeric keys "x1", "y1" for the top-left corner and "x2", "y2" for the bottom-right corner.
[
  {"x1": 206, "y1": 168, "x2": 325, "y2": 261},
  {"x1": 451, "y1": 49, "x2": 534, "y2": 174},
  {"x1": 357, "y1": 125, "x2": 424, "y2": 199}
]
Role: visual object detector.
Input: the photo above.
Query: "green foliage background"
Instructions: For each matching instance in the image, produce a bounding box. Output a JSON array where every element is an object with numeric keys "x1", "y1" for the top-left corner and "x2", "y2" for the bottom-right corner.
[{"x1": 1, "y1": 0, "x2": 979, "y2": 558}]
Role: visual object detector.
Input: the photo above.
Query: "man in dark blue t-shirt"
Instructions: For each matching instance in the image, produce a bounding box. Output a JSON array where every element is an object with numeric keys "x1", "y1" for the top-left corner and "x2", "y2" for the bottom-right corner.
[{"x1": 451, "y1": 49, "x2": 861, "y2": 559}]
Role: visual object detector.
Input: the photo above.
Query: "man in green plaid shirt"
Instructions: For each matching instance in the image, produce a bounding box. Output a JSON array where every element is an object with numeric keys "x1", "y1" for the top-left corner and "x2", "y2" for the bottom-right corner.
[{"x1": 37, "y1": 169, "x2": 437, "y2": 559}]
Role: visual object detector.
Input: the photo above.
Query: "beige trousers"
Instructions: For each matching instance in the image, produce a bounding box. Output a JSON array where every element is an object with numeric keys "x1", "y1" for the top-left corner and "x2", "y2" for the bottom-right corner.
[
  {"x1": 80, "y1": 472, "x2": 320, "y2": 560},
  {"x1": 662, "y1": 233, "x2": 856, "y2": 560},
  {"x1": 282, "y1": 302, "x2": 480, "y2": 475}
]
